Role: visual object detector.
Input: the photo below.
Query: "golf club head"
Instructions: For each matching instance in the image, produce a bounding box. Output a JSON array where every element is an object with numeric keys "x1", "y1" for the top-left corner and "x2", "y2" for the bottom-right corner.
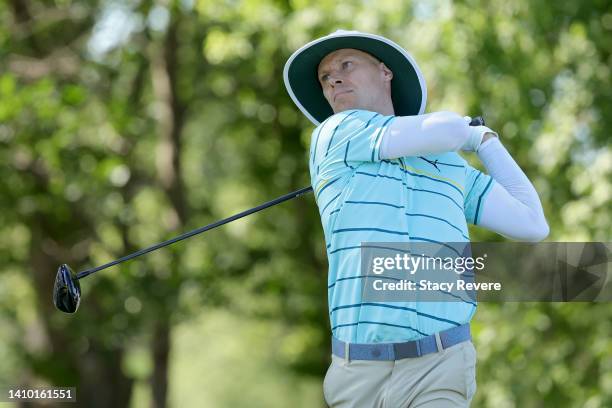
[{"x1": 53, "y1": 264, "x2": 81, "y2": 313}]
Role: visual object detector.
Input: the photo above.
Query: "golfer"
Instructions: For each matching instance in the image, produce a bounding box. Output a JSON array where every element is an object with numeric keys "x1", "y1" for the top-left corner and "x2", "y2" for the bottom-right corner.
[{"x1": 284, "y1": 30, "x2": 549, "y2": 408}]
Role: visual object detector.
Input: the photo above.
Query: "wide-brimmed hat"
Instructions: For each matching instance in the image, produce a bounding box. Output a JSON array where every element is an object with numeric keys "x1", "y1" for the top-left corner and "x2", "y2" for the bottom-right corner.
[{"x1": 283, "y1": 30, "x2": 427, "y2": 125}]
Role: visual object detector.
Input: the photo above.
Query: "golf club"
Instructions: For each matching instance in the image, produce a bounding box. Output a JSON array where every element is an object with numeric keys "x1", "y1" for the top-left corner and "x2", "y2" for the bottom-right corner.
[{"x1": 53, "y1": 116, "x2": 486, "y2": 314}]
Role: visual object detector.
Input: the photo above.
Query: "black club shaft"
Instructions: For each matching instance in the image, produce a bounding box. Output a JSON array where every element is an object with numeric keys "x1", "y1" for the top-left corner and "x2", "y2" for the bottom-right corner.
[{"x1": 76, "y1": 186, "x2": 314, "y2": 279}]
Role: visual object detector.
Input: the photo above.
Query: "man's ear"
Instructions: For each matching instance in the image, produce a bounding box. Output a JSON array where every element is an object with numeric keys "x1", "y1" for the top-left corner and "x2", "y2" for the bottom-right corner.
[{"x1": 380, "y1": 63, "x2": 393, "y2": 82}]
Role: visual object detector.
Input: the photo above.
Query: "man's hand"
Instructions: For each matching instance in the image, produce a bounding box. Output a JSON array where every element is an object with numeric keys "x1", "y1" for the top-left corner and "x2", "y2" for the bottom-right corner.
[{"x1": 461, "y1": 116, "x2": 499, "y2": 152}]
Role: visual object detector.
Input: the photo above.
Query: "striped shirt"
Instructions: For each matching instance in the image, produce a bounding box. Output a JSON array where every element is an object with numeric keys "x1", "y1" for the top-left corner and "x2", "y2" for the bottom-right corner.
[{"x1": 310, "y1": 109, "x2": 494, "y2": 343}]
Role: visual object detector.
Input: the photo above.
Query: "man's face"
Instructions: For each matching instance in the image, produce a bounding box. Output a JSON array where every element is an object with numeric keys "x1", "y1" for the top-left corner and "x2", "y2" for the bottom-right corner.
[{"x1": 317, "y1": 48, "x2": 393, "y2": 114}]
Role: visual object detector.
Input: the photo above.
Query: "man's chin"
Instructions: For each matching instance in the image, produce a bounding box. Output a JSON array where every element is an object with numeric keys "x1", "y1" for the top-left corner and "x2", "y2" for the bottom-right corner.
[{"x1": 332, "y1": 103, "x2": 361, "y2": 113}]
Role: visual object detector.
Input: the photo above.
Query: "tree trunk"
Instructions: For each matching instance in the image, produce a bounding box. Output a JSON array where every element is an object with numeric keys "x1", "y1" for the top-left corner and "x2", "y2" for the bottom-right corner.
[
  {"x1": 150, "y1": 319, "x2": 171, "y2": 408},
  {"x1": 148, "y1": 8, "x2": 189, "y2": 408}
]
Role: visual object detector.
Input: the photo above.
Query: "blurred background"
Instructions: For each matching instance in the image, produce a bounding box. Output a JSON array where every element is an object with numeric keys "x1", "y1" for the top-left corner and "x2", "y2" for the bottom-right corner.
[{"x1": 0, "y1": 0, "x2": 610, "y2": 407}]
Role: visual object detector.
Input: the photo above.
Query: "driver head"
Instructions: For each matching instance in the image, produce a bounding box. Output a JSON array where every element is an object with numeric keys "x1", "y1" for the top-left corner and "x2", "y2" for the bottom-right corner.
[{"x1": 53, "y1": 264, "x2": 81, "y2": 313}]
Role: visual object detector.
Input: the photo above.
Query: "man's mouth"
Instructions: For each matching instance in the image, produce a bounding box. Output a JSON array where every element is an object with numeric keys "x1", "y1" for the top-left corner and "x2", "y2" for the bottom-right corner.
[{"x1": 333, "y1": 90, "x2": 352, "y2": 101}]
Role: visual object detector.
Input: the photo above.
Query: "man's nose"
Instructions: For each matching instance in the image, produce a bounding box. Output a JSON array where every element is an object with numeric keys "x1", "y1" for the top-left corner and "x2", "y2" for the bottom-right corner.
[{"x1": 326, "y1": 74, "x2": 343, "y2": 87}]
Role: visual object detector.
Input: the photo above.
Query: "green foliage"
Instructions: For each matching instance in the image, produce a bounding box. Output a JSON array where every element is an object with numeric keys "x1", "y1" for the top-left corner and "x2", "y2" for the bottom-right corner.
[{"x1": 0, "y1": 0, "x2": 609, "y2": 407}]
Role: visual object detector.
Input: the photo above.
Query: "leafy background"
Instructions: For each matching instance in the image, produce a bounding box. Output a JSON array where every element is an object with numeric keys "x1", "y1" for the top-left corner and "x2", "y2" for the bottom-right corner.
[{"x1": 0, "y1": 0, "x2": 610, "y2": 407}]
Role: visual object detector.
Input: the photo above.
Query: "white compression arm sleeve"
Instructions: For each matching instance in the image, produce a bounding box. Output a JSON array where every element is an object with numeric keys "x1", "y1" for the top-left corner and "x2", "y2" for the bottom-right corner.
[
  {"x1": 380, "y1": 111, "x2": 470, "y2": 159},
  {"x1": 476, "y1": 137, "x2": 550, "y2": 241}
]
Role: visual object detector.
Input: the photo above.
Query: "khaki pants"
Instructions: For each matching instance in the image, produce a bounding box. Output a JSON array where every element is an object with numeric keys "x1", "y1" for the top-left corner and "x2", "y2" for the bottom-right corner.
[{"x1": 323, "y1": 341, "x2": 477, "y2": 408}]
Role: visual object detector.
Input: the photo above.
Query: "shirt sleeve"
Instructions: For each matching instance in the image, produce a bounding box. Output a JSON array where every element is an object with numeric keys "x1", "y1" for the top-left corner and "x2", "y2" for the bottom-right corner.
[
  {"x1": 309, "y1": 109, "x2": 395, "y2": 184},
  {"x1": 463, "y1": 163, "x2": 495, "y2": 225}
]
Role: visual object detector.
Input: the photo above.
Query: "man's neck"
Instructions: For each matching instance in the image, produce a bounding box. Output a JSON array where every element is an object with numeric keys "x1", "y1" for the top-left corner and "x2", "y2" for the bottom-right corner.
[{"x1": 340, "y1": 103, "x2": 395, "y2": 116}]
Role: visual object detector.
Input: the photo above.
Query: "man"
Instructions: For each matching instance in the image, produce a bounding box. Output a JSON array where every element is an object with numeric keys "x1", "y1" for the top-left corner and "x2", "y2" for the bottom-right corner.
[{"x1": 283, "y1": 30, "x2": 549, "y2": 408}]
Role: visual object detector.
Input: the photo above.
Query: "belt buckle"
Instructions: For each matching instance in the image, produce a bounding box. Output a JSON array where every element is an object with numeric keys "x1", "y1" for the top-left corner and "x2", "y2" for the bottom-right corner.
[{"x1": 393, "y1": 339, "x2": 419, "y2": 359}]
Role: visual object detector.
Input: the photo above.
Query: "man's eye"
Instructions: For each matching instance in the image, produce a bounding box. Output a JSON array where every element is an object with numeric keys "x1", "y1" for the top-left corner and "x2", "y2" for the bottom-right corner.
[
  {"x1": 320, "y1": 74, "x2": 329, "y2": 82},
  {"x1": 342, "y1": 61, "x2": 352, "y2": 69}
]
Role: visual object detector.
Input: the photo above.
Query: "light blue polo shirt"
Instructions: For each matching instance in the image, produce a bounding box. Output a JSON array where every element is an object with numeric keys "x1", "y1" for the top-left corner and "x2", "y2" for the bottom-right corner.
[{"x1": 310, "y1": 109, "x2": 495, "y2": 344}]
